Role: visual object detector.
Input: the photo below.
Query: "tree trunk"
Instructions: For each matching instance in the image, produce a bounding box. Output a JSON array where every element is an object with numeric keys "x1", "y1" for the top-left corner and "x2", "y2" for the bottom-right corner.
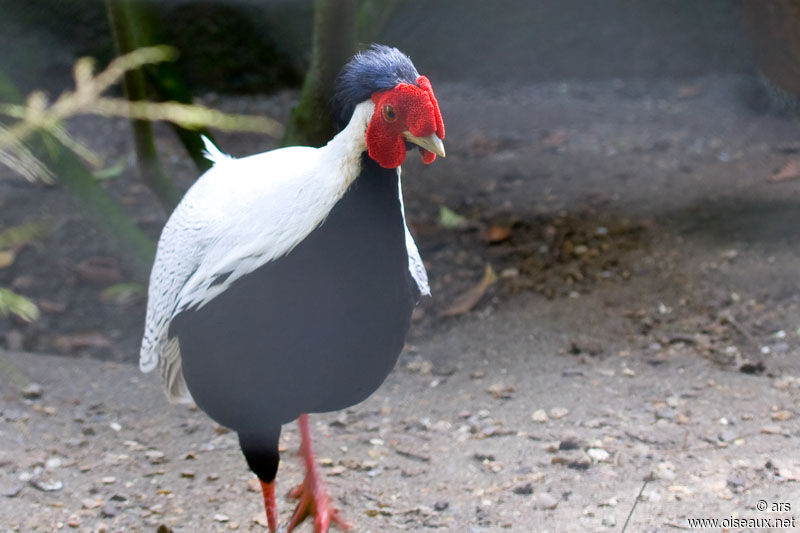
[
  {"x1": 282, "y1": 0, "x2": 358, "y2": 147},
  {"x1": 110, "y1": 0, "x2": 213, "y2": 172},
  {"x1": 107, "y1": 0, "x2": 181, "y2": 212},
  {"x1": 357, "y1": 0, "x2": 400, "y2": 44}
]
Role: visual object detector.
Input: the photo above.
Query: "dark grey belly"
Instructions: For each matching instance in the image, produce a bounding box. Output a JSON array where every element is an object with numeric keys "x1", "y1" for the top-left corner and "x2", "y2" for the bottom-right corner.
[{"x1": 170, "y1": 159, "x2": 417, "y2": 433}]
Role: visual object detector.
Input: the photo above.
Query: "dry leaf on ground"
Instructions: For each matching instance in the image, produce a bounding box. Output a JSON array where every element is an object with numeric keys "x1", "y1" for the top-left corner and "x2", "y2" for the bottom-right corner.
[
  {"x1": 676, "y1": 85, "x2": 704, "y2": 99},
  {"x1": 439, "y1": 265, "x2": 498, "y2": 317},
  {"x1": 52, "y1": 332, "x2": 113, "y2": 352},
  {"x1": 540, "y1": 129, "x2": 568, "y2": 149},
  {"x1": 485, "y1": 224, "x2": 512, "y2": 244},
  {"x1": 75, "y1": 256, "x2": 122, "y2": 285},
  {"x1": 767, "y1": 159, "x2": 800, "y2": 183},
  {"x1": 0, "y1": 250, "x2": 15, "y2": 268}
]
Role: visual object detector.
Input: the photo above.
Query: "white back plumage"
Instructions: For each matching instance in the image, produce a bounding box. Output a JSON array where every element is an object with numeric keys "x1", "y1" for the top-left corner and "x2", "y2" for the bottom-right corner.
[{"x1": 140, "y1": 101, "x2": 429, "y2": 402}]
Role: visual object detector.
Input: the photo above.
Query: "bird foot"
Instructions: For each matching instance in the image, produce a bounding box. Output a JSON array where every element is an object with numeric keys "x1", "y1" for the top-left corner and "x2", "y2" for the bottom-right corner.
[{"x1": 286, "y1": 475, "x2": 350, "y2": 533}]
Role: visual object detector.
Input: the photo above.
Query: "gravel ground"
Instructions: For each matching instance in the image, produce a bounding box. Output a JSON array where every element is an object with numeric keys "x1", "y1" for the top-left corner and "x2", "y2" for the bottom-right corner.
[{"x1": 3, "y1": 72, "x2": 800, "y2": 532}]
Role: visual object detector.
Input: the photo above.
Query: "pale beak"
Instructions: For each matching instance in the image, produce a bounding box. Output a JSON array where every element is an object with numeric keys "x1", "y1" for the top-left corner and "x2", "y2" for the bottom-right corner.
[{"x1": 403, "y1": 131, "x2": 446, "y2": 158}]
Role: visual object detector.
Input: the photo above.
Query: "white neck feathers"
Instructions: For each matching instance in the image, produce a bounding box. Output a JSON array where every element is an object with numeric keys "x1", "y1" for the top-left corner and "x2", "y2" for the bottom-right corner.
[{"x1": 317, "y1": 100, "x2": 375, "y2": 190}]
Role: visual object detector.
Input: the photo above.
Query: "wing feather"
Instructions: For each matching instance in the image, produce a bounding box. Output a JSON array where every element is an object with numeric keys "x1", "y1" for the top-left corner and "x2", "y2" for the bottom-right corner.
[
  {"x1": 139, "y1": 138, "x2": 361, "y2": 401},
  {"x1": 397, "y1": 169, "x2": 430, "y2": 296}
]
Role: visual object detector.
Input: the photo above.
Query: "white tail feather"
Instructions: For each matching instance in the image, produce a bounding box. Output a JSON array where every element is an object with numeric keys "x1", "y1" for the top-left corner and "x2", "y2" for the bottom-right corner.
[{"x1": 201, "y1": 136, "x2": 231, "y2": 164}]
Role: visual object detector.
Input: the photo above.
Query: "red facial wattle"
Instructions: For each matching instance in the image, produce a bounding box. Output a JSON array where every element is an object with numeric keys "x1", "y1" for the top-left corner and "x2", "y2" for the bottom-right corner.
[{"x1": 366, "y1": 76, "x2": 445, "y2": 169}]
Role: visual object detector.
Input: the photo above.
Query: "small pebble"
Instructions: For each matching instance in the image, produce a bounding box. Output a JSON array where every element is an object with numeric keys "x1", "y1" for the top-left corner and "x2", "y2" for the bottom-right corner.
[
  {"x1": 558, "y1": 437, "x2": 581, "y2": 450},
  {"x1": 587, "y1": 448, "x2": 610, "y2": 462},
  {"x1": 654, "y1": 406, "x2": 677, "y2": 421},
  {"x1": 531, "y1": 409, "x2": 549, "y2": 423},
  {"x1": 600, "y1": 497, "x2": 618, "y2": 507},
  {"x1": 101, "y1": 503, "x2": 118, "y2": 518},
  {"x1": 512, "y1": 483, "x2": 533, "y2": 495},
  {"x1": 213, "y1": 513, "x2": 230, "y2": 523},
  {"x1": 327, "y1": 465, "x2": 346, "y2": 476},
  {"x1": 666, "y1": 395, "x2": 680, "y2": 407},
  {"x1": 21, "y1": 382, "x2": 43, "y2": 399},
  {"x1": 82, "y1": 498, "x2": 102, "y2": 509},
  {"x1": 726, "y1": 474, "x2": 745, "y2": 490},
  {"x1": 771, "y1": 410, "x2": 792, "y2": 421},
  {"x1": 549, "y1": 407, "x2": 569, "y2": 419},
  {"x1": 643, "y1": 490, "x2": 661, "y2": 502},
  {"x1": 535, "y1": 492, "x2": 558, "y2": 510},
  {"x1": 145, "y1": 450, "x2": 166, "y2": 464},
  {"x1": 654, "y1": 462, "x2": 676, "y2": 481},
  {"x1": 3, "y1": 484, "x2": 23, "y2": 498},
  {"x1": 30, "y1": 475, "x2": 63, "y2": 492}
]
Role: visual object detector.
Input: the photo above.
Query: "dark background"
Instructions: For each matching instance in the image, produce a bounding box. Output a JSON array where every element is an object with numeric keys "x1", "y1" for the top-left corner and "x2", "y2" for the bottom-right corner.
[{"x1": 2, "y1": 0, "x2": 752, "y2": 94}]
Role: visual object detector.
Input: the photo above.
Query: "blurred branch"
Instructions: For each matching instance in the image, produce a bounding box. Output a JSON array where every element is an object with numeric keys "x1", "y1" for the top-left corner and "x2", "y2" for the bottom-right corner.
[
  {"x1": 85, "y1": 99, "x2": 283, "y2": 131},
  {"x1": 282, "y1": 0, "x2": 358, "y2": 147},
  {"x1": 0, "y1": 47, "x2": 283, "y2": 181},
  {"x1": 0, "y1": 122, "x2": 53, "y2": 182},
  {"x1": 0, "y1": 69, "x2": 156, "y2": 277},
  {"x1": 0, "y1": 47, "x2": 176, "y2": 151},
  {"x1": 0, "y1": 47, "x2": 286, "y2": 276}
]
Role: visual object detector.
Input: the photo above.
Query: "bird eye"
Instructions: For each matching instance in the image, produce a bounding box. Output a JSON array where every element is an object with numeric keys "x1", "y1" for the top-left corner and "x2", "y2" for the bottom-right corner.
[{"x1": 382, "y1": 104, "x2": 397, "y2": 122}]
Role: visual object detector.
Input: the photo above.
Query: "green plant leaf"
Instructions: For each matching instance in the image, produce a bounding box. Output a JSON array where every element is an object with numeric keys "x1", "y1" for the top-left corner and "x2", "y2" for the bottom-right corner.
[
  {"x1": 92, "y1": 159, "x2": 127, "y2": 180},
  {"x1": 0, "y1": 221, "x2": 51, "y2": 250},
  {"x1": 0, "y1": 287, "x2": 40, "y2": 322},
  {"x1": 439, "y1": 205, "x2": 467, "y2": 229},
  {"x1": 99, "y1": 282, "x2": 146, "y2": 305}
]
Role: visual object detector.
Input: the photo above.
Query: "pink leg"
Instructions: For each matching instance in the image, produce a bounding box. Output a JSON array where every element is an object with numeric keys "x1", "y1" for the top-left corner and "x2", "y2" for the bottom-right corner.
[
  {"x1": 287, "y1": 414, "x2": 351, "y2": 533},
  {"x1": 259, "y1": 479, "x2": 279, "y2": 532}
]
